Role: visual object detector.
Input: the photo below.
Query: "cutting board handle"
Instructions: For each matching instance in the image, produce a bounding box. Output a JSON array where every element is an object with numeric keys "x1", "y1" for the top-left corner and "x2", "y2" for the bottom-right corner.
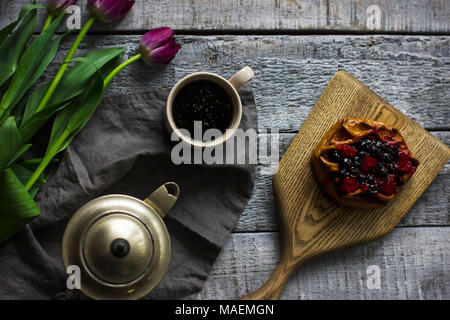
[{"x1": 239, "y1": 259, "x2": 294, "y2": 300}]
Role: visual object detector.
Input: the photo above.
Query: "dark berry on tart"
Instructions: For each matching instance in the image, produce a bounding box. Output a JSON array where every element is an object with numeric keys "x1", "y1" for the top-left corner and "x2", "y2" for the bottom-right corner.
[{"x1": 311, "y1": 118, "x2": 419, "y2": 208}]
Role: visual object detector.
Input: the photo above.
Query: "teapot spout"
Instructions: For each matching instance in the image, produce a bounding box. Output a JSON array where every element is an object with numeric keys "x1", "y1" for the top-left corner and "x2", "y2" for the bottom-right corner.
[{"x1": 144, "y1": 182, "x2": 180, "y2": 218}]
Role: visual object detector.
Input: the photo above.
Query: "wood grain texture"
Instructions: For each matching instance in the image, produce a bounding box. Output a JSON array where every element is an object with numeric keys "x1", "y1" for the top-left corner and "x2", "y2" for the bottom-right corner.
[
  {"x1": 235, "y1": 132, "x2": 449, "y2": 232},
  {"x1": 240, "y1": 70, "x2": 450, "y2": 299},
  {"x1": 1, "y1": 0, "x2": 449, "y2": 33},
  {"x1": 38, "y1": 35, "x2": 450, "y2": 131},
  {"x1": 196, "y1": 228, "x2": 450, "y2": 299}
]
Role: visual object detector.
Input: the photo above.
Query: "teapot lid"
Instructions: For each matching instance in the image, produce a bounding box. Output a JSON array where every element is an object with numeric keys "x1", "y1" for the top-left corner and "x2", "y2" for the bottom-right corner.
[
  {"x1": 81, "y1": 213, "x2": 154, "y2": 285},
  {"x1": 62, "y1": 194, "x2": 172, "y2": 300}
]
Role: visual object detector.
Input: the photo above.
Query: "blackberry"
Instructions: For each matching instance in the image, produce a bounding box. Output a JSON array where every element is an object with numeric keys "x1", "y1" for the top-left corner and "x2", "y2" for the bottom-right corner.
[
  {"x1": 396, "y1": 176, "x2": 404, "y2": 186},
  {"x1": 368, "y1": 184, "x2": 379, "y2": 194},
  {"x1": 358, "y1": 173, "x2": 369, "y2": 184},
  {"x1": 380, "y1": 152, "x2": 393, "y2": 162},
  {"x1": 386, "y1": 145, "x2": 399, "y2": 160},
  {"x1": 353, "y1": 156, "x2": 361, "y2": 168},
  {"x1": 348, "y1": 167, "x2": 360, "y2": 177},
  {"x1": 342, "y1": 157, "x2": 352, "y2": 168},
  {"x1": 376, "y1": 164, "x2": 388, "y2": 177},
  {"x1": 339, "y1": 169, "x2": 350, "y2": 178},
  {"x1": 371, "y1": 147, "x2": 383, "y2": 158},
  {"x1": 358, "y1": 151, "x2": 369, "y2": 159},
  {"x1": 375, "y1": 140, "x2": 384, "y2": 149},
  {"x1": 329, "y1": 149, "x2": 342, "y2": 162},
  {"x1": 364, "y1": 140, "x2": 374, "y2": 151},
  {"x1": 386, "y1": 163, "x2": 397, "y2": 173}
]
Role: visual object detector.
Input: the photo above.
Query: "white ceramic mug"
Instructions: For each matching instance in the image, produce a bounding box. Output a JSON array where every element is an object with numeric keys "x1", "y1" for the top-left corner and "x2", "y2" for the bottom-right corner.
[{"x1": 165, "y1": 66, "x2": 254, "y2": 148}]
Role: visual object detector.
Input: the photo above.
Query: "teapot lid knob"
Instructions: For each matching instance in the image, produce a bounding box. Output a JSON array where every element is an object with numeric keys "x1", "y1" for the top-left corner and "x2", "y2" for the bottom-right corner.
[{"x1": 110, "y1": 238, "x2": 130, "y2": 258}]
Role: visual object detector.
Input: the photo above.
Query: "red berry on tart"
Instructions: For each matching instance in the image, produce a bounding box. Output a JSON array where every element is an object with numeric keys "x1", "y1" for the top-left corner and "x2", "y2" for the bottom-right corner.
[{"x1": 311, "y1": 118, "x2": 419, "y2": 208}]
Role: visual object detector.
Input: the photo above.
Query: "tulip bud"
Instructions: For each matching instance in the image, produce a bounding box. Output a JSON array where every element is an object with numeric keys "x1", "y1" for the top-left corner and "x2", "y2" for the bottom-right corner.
[
  {"x1": 139, "y1": 28, "x2": 182, "y2": 65},
  {"x1": 48, "y1": 0, "x2": 77, "y2": 16},
  {"x1": 88, "y1": 0, "x2": 135, "y2": 23}
]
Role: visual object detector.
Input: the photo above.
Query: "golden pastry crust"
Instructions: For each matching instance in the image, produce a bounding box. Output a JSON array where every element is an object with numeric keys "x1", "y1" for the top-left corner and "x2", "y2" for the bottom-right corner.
[{"x1": 312, "y1": 118, "x2": 419, "y2": 208}]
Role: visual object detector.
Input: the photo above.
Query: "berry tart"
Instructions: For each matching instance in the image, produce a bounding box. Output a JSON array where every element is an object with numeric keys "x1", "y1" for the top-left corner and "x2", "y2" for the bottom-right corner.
[{"x1": 312, "y1": 118, "x2": 419, "y2": 208}]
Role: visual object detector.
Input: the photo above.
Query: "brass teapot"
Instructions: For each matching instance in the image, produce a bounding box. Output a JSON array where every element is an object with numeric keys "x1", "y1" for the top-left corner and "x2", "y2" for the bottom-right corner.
[{"x1": 61, "y1": 182, "x2": 179, "y2": 300}]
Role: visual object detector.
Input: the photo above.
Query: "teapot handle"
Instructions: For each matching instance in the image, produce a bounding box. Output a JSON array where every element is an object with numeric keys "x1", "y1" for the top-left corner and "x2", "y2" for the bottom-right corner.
[{"x1": 144, "y1": 182, "x2": 180, "y2": 218}]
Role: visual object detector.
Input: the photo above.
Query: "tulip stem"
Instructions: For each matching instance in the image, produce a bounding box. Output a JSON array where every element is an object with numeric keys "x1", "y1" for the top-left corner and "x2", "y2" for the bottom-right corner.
[
  {"x1": 103, "y1": 53, "x2": 142, "y2": 88},
  {"x1": 42, "y1": 14, "x2": 53, "y2": 32},
  {"x1": 34, "y1": 16, "x2": 96, "y2": 114},
  {"x1": 24, "y1": 131, "x2": 70, "y2": 192}
]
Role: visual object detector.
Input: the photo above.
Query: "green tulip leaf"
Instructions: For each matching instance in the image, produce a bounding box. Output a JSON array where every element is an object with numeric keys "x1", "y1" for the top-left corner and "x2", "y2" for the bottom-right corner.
[
  {"x1": 0, "y1": 168, "x2": 41, "y2": 244},
  {"x1": 0, "y1": 4, "x2": 43, "y2": 47},
  {"x1": 19, "y1": 48, "x2": 125, "y2": 143},
  {"x1": 0, "y1": 116, "x2": 23, "y2": 169},
  {"x1": 9, "y1": 90, "x2": 29, "y2": 127},
  {"x1": 0, "y1": 5, "x2": 41, "y2": 88},
  {"x1": 0, "y1": 22, "x2": 19, "y2": 48},
  {"x1": 11, "y1": 161, "x2": 50, "y2": 199},
  {"x1": 19, "y1": 100, "x2": 70, "y2": 143},
  {"x1": 0, "y1": 79, "x2": 11, "y2": 103},
  {"x1": 47, "y1": 57, "x2": 107, "y2": 158},
  {"x1": 5, "y1": 143, "x2": 32, "y2": 168},
  {"x1": 1, "y1": 12, "x2": 67, "y2": 114}
]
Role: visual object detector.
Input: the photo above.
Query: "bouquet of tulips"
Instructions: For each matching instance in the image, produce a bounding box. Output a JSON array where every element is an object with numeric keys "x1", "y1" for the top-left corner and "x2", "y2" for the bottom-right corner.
[{"x1": 0, "y1": 0, "x2": 181, "y2": 244}]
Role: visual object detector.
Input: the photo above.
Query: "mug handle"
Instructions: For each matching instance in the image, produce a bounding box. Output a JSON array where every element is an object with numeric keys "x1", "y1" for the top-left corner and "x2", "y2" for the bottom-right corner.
[{"x1": 228, "y1": 66, "x2": 254, "y2": 90}]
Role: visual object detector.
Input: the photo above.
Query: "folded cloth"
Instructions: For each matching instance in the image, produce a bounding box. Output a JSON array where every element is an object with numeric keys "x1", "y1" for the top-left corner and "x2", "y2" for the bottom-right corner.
[{"x1": 0, "y1": 85, "x2": 257, "y2": 299}]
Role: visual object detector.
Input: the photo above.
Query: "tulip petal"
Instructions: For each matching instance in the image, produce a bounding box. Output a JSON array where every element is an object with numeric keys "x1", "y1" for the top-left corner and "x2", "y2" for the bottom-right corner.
[
  {"x1": 48, "y1": 0, "x2": 77, "y2": 15},
  {"x1": 120, "y1": 0, "x2": 136, "y2": 18},
  {"x1": 144, "y1": 39, "x2": 182, "y2": 65},
  {"x1": 141, "y1": 27, "x2": 174, "y2": 51},
  {"x1": 88, "y1": 0, "x2": 135, "y2": 23}
]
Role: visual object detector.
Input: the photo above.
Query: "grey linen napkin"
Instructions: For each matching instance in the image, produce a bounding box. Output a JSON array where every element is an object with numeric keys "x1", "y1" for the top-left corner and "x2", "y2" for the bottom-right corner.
[{"x1": 0, "y1": 85, "x2": 257, "y2": 299}]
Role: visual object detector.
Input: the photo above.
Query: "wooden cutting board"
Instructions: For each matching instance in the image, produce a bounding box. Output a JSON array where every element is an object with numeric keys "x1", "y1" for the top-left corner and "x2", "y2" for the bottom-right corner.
[{"x1": 240, "y1": 70, "x2": 450, "y2": 300}]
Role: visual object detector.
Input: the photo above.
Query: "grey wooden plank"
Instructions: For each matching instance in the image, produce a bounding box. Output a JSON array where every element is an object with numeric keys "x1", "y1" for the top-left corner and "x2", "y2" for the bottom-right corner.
[
  {"x1": 235, "y1": 132, "x2": 450, "y2": 232},
  {"x1": 196, "y1": 227, "x2": 450, "y2": 299},
  {"x1": 1, "y1": 0, "x2": 449, "y2": 33},
  {"x1": 40, "y1": 35, "x2": 450, "y2": 131}
]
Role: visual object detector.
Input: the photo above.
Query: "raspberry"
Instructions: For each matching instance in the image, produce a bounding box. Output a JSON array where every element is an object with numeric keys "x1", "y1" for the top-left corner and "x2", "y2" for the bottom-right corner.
[
  {"x1": 360, "y1": 183, "x2": 369, "y2": 192},
  {"x1": 361, "y1": 156, "x2": 377, "y2": 172},
  {"x1": 397, "y1": 159, "x2": 412, "y2": 172},
  {"x1": 376, "y1": 175, "x2": 397, "y2": 195},
  {"x1": 340, "y1": 177, "x2": 359, "y2": 194},
  {"x1": 397, "y1": 150, "x2": 410, "y2": 162},
  {"x1": 338, "y1": 144, "x2": 356, "y2": 157}
]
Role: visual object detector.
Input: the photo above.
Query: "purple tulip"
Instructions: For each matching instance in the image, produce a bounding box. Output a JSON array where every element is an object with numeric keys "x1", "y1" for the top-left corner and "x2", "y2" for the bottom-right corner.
[
  {"x1": 47, "y1": 0, "x2": 77, "y2": 15},
  {"x1": 88, "y1": 0, "x2": 135, "y2": 23},
  {"x1": 139, "y1": 28, "x2": 182, "y2": 65}
]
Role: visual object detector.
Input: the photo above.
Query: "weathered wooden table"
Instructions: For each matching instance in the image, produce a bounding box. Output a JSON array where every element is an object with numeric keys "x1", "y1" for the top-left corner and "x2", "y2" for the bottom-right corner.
[{"x1": 1, "y1": 1, "x2": 449, "y2": 299}]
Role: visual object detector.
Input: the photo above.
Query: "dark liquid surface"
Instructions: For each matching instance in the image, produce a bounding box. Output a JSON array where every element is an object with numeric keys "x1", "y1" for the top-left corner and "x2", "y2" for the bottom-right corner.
[{"x1": 172, "y1": 80, "x2": 233, "y2": 140}]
